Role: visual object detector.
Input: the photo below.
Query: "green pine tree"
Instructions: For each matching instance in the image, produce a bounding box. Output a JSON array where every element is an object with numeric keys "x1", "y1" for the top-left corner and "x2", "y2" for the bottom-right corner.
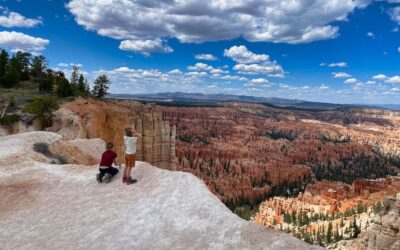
[
  {"x1": 14, "y1": 51, "x2": 31, "y2": 81},
  {"x1": 3, "y1": 56, "x2": 21, "y2": 87},
  {"x1": 77, "y1": 74, "x2": 89, "y2": 97},
  {"x1": 327, "y1": 222, "x2": 333, "y2": 244},
  {"x1": 352, "y1": 217, "x2": 361, "y2": 238},
  {"x1": 31, "y1": 55, "x2": 47, "y2": 78},
  {"x1": 0, "y1": 49, "x2": 9, "y2": 80},
  {"x1": 39, "y1": 72, "x2": 54, "y2": 93},
  {"x1": 56, "y1": 77, "x2": 73, "y2": 97},
  {"x1": 92, "y1": 74, "x2": 111, "y2": 99}
]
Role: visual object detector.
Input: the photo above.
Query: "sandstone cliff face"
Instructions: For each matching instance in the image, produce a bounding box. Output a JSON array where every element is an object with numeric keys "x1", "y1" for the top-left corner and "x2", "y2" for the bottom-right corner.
[
  {"x1": 49, "y1": 99, "x2": 176, "y2": 170},
  {"x1": 0, "y1": 131, "x2": 322, "y2": 250}
]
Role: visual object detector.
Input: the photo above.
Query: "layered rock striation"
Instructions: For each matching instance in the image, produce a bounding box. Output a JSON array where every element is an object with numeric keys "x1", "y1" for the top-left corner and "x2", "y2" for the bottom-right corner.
[{"x1": 49, "y1": 99, "x2": 176, "y2": 170}]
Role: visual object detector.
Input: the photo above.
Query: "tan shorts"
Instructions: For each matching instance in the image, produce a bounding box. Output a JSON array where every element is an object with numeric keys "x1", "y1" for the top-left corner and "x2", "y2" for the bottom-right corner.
[{"x1": 125, "y1": 153, "x2": 136, "y2": 168}]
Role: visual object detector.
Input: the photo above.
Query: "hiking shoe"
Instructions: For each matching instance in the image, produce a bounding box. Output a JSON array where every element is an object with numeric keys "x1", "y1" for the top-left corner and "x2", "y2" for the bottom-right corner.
[
  {"x1": 122, "y1": 176, "x2": 127, "y2": 183},
  {"x1": 104, "y1": 173, "x2": 112, "y2": 183},
  {"x1": 96, "y1": 173, "x2": 102, "y2": 183},
  {"x1": 126, "y1": 177, "x2": 137, "y2": 185}
]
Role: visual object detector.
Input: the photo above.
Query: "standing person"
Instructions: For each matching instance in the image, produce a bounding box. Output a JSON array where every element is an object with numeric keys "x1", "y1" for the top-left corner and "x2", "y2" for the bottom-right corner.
[
  {"x1": 123, "y1": 127, "x2": 141, "y2": 185},
  {"x1": 97, "y1": 142, "x2": 119, "y2": 183}
]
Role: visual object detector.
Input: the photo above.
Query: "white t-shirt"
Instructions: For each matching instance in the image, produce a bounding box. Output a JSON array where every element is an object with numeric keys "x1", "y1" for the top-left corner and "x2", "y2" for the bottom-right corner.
[{"x1": 124, "y1": 135, "x2": 138, "y2": 154}]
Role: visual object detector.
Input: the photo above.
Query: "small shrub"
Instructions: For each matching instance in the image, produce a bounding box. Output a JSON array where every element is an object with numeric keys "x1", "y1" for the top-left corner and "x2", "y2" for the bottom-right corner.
[
  {"x1": 24, "y1": 96, "x2": 59, "y2": 127},
  {"x1": 0, "y1": 114, "x2": 20, "y2": 126}
]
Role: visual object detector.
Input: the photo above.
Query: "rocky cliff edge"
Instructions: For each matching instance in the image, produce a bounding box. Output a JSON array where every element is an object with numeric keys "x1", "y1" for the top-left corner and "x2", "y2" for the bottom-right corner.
[{"x1": 0, "y1": 132, "x2": 321, "y2": 250}]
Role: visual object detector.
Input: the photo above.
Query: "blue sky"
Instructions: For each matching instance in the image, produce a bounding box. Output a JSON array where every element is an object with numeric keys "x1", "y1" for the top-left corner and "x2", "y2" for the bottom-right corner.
[{"x1": 1, "y1": 0, "x2": 400, "y2": 104}]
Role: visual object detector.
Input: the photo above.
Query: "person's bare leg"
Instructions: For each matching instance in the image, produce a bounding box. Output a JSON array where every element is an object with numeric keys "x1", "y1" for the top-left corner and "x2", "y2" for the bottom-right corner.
[
  {"x1": 126, "y1": 166, "x2": 137, "y2": 184},
  {"x1": 128, "y1": 157, "x2": 137, "y2": 175},
  {"x1": 126, "y1": 166, "x2": 132, "y2": 178},
  {"x1": 122, "y1": 166, "x2": 128, "y2": 182}
]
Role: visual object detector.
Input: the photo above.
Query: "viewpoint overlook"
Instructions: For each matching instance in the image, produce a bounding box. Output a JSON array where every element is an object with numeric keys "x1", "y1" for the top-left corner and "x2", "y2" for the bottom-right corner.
[{"x1": 1, "y1": 0, "x2": 400, "y2": 249}]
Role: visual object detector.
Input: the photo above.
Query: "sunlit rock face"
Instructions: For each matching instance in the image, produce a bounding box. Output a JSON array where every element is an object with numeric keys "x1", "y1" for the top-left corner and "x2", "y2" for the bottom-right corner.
[
  {"x1": 0, "y1": 131, "x2": 321, "y2": 250},
  {"x1": 366, "y1": 194, "x2": 400, "y2": 250},
  {"x1": 49, "y1": 98, "x2": 176, "y2": 170}
]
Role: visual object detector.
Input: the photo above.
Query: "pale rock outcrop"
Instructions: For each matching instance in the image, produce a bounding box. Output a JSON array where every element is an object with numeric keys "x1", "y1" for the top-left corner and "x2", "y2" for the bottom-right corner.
[
  {"x1": 49, "y1": 108, "x2": 87, "y2": 139},
  {"x1": 0, "y1": 113, "x2": 41, "y2": 136},
  {"x1": 366, "y1": 194, "x2": 400, "y2": 250},
  {"x1": 0, "y1": 132, "x2": 321, "y2": 250},
  {"x1": 48, "y1": 99, "x2": 176, "y2": 170},
  {"x1": 49, "y1": 138, "x2": 104, "y2": 165}
]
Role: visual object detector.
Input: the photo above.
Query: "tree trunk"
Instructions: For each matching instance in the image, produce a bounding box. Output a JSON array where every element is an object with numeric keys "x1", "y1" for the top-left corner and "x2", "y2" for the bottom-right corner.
[{"x1": 1, "y1": 104, "x2": 8, "y2": 119}]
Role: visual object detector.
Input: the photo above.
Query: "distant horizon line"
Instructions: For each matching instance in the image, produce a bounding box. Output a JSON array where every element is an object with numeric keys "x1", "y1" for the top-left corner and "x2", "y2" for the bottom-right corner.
[{"x1": 108, "y1": 92, "x2": 400, "y2": 107}]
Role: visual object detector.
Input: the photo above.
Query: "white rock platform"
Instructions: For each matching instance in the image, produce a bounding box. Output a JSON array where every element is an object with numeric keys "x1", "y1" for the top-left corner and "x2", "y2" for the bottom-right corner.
[{"x1": 0, "y1": 132, "x2": 321, "y2": 250}]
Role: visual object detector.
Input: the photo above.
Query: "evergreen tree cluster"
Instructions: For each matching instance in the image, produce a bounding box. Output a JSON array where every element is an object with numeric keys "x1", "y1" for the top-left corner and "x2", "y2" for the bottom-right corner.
[
  {"x1": 0, "y1": 48, "x2": 111, "y2": 99},
  {"x1": 281, "y1": 205, "x2": 367, "y2": 247},
  {"x1": 0, "y1": 50, "x2": 32, "y2": 87},
  {"x1": 311, "y1": 154, "x2": 396, "y2": 184}
]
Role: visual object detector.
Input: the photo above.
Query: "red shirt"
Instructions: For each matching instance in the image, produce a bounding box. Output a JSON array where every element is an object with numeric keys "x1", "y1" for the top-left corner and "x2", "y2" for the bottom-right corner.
[{"x1": 99, "y1": 150, "x2": 117, "y2": 167}]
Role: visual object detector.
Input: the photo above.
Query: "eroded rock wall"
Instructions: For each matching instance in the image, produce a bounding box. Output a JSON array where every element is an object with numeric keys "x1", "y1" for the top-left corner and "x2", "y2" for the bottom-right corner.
[
  {"x1": 366, "y1": 194, "x2": 400, "y2": 250},
  {"x1": 49, "y1": 99, "x2": 176, "y2": 170}
]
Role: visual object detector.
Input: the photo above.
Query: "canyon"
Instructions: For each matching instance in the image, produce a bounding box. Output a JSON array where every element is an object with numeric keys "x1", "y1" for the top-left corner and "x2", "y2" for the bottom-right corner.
[
  {"x1": 159, "y1": 102, "x2": 400, "y2": 248},
  {"x1": 160, "y1": 103, "x2": 400, "y2": 210},
  {"x1": 2, "y1": 98, "x2": 400, "y2": 249},
  {"x1": 254, "y1": 177, "x2": 400, "y2": 248}
]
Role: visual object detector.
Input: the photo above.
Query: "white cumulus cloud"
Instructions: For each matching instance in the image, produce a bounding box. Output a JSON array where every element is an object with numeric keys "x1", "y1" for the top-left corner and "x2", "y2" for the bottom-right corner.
[
  {"x1": 328, "y1": 62, "x2": 348, "y2": 67},
  {"x1": 372, "y1": 74, "x2": 387, "y2": 80},
  {"x1": 187, "y1": 63, "x2": 214, "y2": 71},
  {"x1": 168, "y1": 69, "x2": 182, "y2": 75},
  {"x1": 210, "y1": 68, "x2": 228, "y2": 74},
  {"x1": 224, "y1": 45, "x2": 269, "y2": 64},
  {"x1": 344, "y1": 78, "x2": 358, "y2": 84},
  {"x1": 119, "y1": 39, "x2": 173, "y2": 55},
  {"x1": 250, "y1": 78, "x2": 270, "y2": 85},
  {"x1": 233, "y1": 63, "x2": 284, "y2": 77},
  {"x1": 0, "y1": 11, "x2": 42, "y2": 28},
  {"x1": 385, "y1": 75, "x2": 400, "y2": 84},
  {"x1": 389, "y1": 6, "x2": 400, "y2": 25},
  {"x1": 194, "y1": 54, "x2": 217, "y2": 61},
  {"x1": 224, "y1": 45, "x2": 284, "y2": 77},
  {"x1": 67, "y1": 0, "x2": 372, "y2": 54},
  {"x1": 0, "y1": 31, "x2": 49, "y2": 51},
  {"x1": 332, "y1": 72, "x2": 352, "y2": 78}
]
